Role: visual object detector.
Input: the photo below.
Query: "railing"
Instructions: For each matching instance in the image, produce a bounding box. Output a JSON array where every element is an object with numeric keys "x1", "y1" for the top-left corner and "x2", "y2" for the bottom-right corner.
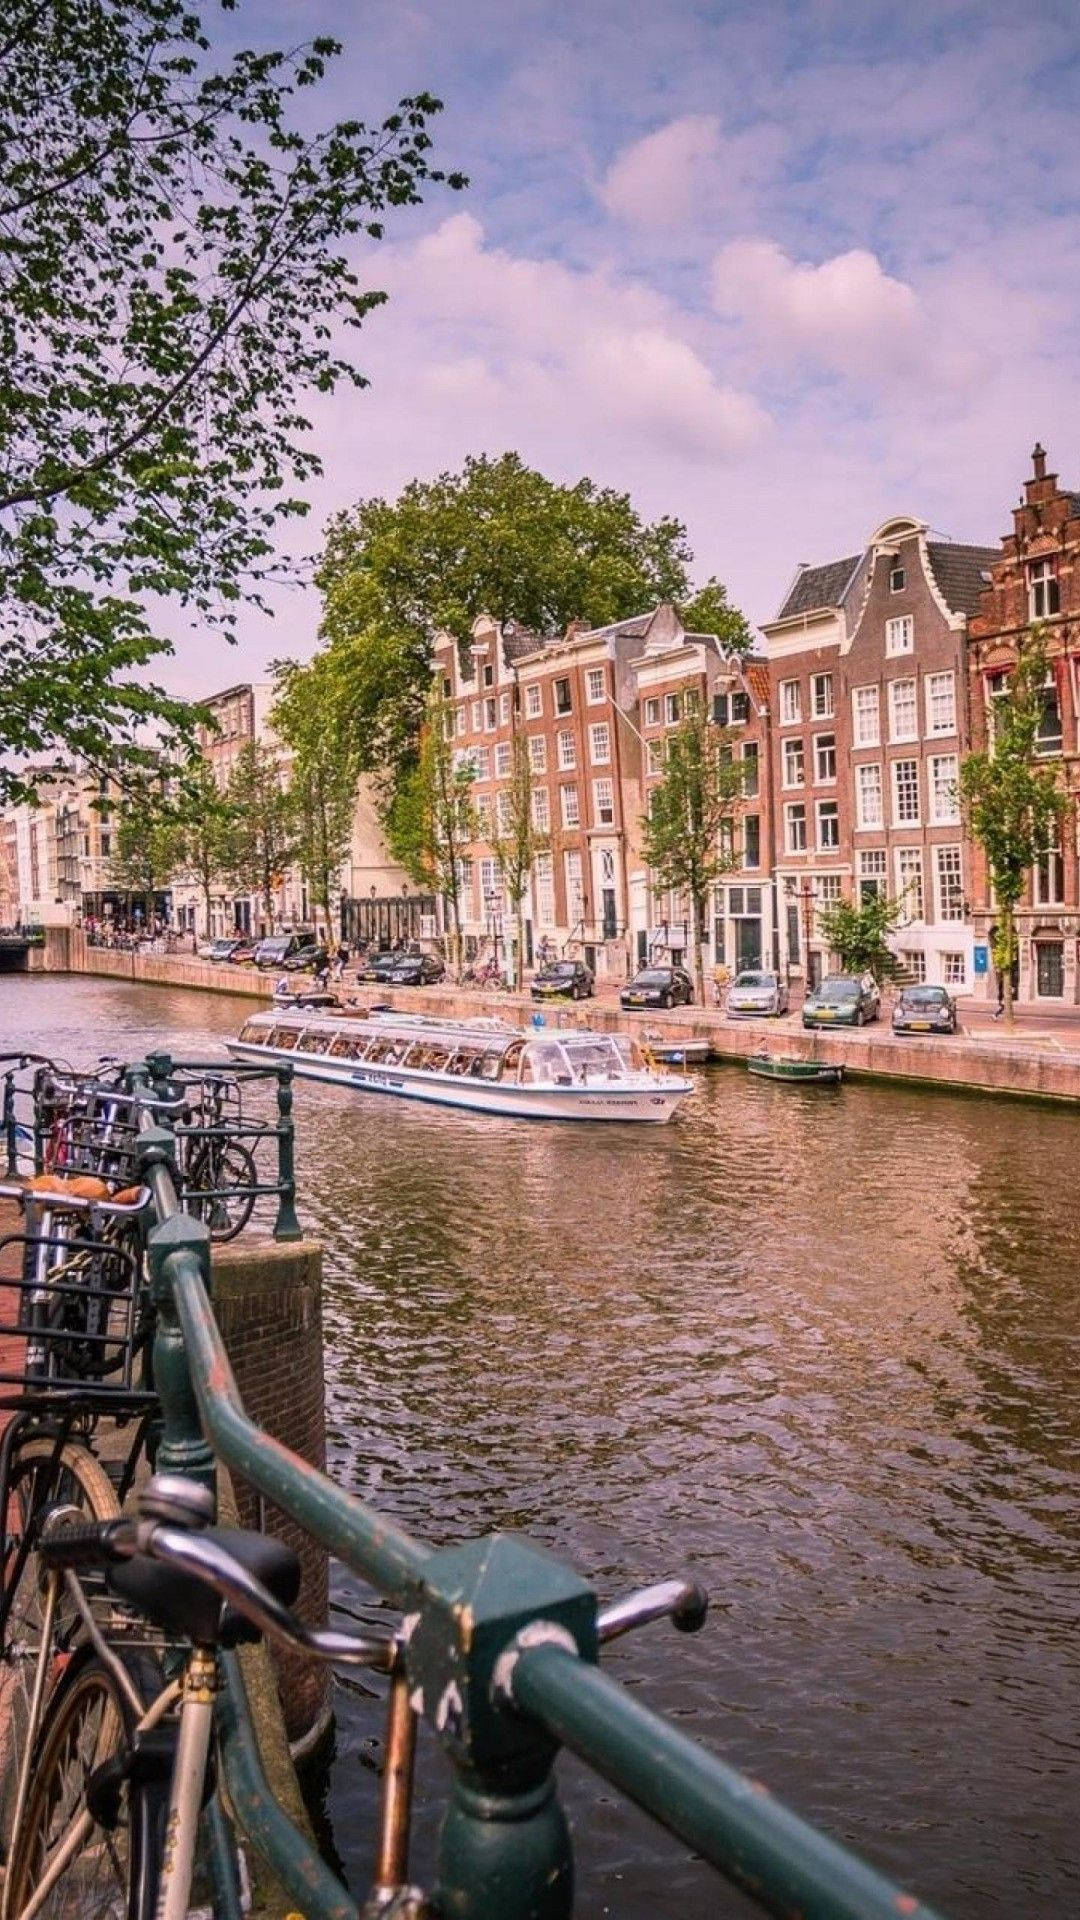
[{"x1": 124, "y1": 1048, "x2": 948, "y2": 1920}]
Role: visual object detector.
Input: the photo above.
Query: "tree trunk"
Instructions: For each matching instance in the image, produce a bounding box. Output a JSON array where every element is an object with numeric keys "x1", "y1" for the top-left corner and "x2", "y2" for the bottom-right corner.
[
  {"x1": 1003, "y1": 905, "x2": 1016, "y2": 1027},
  {"x1": 515, "y1": 898, "x2": 524, "y2": 991},
  {"x1": 450, "y1": 885, "x2": 463, "y2": 982},
  {"x1": 690, "y1": 889, "x2": 706, "y2": 1007}
]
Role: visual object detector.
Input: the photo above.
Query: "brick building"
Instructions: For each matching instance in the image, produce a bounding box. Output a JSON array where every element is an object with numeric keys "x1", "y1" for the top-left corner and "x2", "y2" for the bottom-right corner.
[
  {"x1": 966, "y1": 444, "x2": 1080, "y2": 1004},
  {"x1": 761, "y1": 517, "x2": 998, "y2": 990}
]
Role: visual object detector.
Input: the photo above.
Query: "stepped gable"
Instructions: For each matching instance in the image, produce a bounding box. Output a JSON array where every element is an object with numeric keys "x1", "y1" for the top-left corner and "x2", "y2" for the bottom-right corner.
[
  {"x1": 775, "y1": 556, "x2": 861, "y2": 620},
  {"x1": 925, "y1": 542, "x2": 1000, "y2": 616}
]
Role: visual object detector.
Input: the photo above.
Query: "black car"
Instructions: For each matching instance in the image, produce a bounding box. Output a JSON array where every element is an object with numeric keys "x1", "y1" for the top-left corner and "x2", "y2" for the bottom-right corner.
[
  {"x1": 892, "y1": 984, "x2": 957, "y2": 1035},
  {"x1": 382, "y1": 951, "x2": 446, "y2": 987},
  {"x1": 620, "y1": 965, "x2": 694, "y2": 1011},
  {"x1": 253, "y1": 932, "x2": 317, "y2": 970},
  {"x1": 530, "y1": 959, "x2": 595, "y2": 1001}
]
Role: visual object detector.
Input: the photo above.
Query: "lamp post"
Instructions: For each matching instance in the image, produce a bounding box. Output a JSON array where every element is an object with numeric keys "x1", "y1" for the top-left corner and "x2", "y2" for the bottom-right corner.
[
  {"x1": 370, "y1": 882, "x2": 377, "y2": 950},
  {"x1": 801, "y1": 879, "x2": 815, "y2": 988},
  {"x1": 401, "y1": 879, "x2": 409, "y2": 948}
]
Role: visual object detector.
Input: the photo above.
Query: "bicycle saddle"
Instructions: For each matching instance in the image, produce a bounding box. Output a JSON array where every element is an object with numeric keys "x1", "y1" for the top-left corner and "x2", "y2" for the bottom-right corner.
[{"x1": 107, "y1": 1526, "x2": 301, "y2": 1646}]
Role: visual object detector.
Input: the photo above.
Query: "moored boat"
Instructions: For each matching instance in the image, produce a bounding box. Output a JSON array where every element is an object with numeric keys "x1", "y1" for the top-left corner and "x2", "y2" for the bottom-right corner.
[
  {"x1": 747, "y1": 1053, "x2": 844, "y2": 1086},
  {"x1": 228, "y1": 1010, "x2": 693, "y2": 1122},
  {"x1": 641, "y1": 1030, "x2": 711, "y2": 1066}
]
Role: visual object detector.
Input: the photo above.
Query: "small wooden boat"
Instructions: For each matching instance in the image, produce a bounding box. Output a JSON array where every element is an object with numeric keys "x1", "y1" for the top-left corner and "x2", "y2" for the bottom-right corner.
[
  {"x1": 641, "y1": 1031, "x2": 711, "y2": 1066},
  {"x1": 747, "y1": 1054, "x2": 844, "y2": 1086}
]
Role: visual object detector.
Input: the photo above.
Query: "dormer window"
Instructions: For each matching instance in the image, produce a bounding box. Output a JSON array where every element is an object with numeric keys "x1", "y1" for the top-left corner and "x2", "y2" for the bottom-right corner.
[
  {"x1": 483, "y1": 663, "x2": 495, "y2": 688},
  {"x1": 442, "y1": 676, "x2": 452, "y2": 698},
  {"x1": 1028, "y1": 559, "x2": 1060, "y2": 621},
  {"x1": 889, "y1": 564, "x2": 905, "y2": 593}
]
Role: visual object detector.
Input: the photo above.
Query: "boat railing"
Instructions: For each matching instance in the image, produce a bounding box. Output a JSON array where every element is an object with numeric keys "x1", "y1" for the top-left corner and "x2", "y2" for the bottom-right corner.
[{"x1": 121, "y1": 1048, "x2": 949, "y2": 1920}]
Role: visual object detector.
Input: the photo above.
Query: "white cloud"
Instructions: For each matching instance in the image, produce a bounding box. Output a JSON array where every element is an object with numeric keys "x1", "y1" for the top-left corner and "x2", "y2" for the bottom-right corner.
[
  {"x1": 599, "y1": 116, "x2": 723, "y2": 226},
  {"x1": 711, "y1": 239, "x2": 921, "y2": 376}
]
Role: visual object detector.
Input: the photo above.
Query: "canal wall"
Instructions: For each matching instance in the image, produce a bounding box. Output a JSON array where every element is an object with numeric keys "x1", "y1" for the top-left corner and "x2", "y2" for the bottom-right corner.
[{"x1": 36, "y1": 926, "x2": 1080, "y2": 1103}]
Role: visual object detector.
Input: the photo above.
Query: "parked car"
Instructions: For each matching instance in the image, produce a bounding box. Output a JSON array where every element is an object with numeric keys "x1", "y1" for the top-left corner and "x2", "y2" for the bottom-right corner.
[
  {"x1": 892, "y1": 984, "x2": 957, "y2": 1035},
  {"x1": 726, "y1": 969, "x2": 789, "y2": 1017},
  {"x1": 620, "y1": 965, "x2": 694, "y2": 1011},
  {"x1": 253, "y1": 932, "x2": 317, "y2": 970},
  {"x1": 531, "y1": 959, "x2": 595, "y2": 1001},
  {"x1": 357, "y1": 949, "x2": 410, "y2": 984},
  {"x1": 207, "y1": 936, "x2": 244, "y2": 963},
  {"x1": 802, "y1": 974, "x2": 881, "y2": 1028},
  {"x1": 382, "y1": 951, "x2": 446, "y2": 987}
]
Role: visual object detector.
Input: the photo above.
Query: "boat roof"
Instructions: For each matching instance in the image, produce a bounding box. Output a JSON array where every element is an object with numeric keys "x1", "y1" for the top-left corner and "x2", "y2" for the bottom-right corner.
[{"x1": 248, "y1": 1008, "x2": 635, "y2": 1055}]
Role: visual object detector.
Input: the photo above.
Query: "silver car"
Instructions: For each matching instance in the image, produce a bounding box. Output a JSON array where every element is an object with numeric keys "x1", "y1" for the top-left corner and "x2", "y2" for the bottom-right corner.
[{"x1": 727, "y1": 969, "x2": 789, "y2": 1016}]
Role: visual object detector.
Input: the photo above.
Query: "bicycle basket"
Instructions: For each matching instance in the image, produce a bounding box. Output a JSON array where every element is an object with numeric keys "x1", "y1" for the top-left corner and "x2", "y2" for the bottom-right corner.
[{"x1": 0, "y1": 1188, "x2": 154, "y2": 1407}]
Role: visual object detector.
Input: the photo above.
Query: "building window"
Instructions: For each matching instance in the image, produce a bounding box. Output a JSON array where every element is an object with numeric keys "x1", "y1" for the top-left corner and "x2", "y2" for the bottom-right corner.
[
  {"x1": 471, "y1": 700, "x2": 483, "y2": 730},
  {"x1": 889, "y1": 564, "x2": 906, "y2": 593},
  {"x1": 853, "y1": 685, "x2": 880, "y2": 748},
  {"x1": 495, "y1": 789, "x2": 513, "y2": 834},
  {"x1": 560, "y1": 785, "x2": 580, "y2": 829},
  {"x1": 902, "y1": 949, "x2": 926, "y2": 982},
  {"x1": 528, "y1": 735, "x2": 546, "y2": 773},
  {"x1": 455, "y1": 706, "x2": 467, "y2": 736},
  {"x1": 892, "y1": 758, "x2": 920, "y2": 825},
  {"x1": 1036, "y1": 940, "x2": 1064, "y2": 997},
  {"x1": 554, "y1": 677, "x2": 572, "y2": 715},
  {"x1": 532, "y1": 787, "x2": 550, "y2": 832},
  {"x1": 811, "y1": 672, "x2": 834, "y2": 719},
  {"x1": 1035, "y1": 674, "x2": 1063, "y2": 756},
  {"x1": 589, "y1": 722, "x2": 611, "y2": 764},
  {"x1": 858, "y1": 848, "x2": 887, "y2": 903},
  {"x1": 896, "y1": 847, "x2": 924, "y2": 920},
  {"x1": 664, "y1": 693, "x2": 681, "y2": 725},
  {"x1": 929, "y1": 754, "x2": 960, "y2": 825},
  {"x1": 942, "y1": 951, "x2": 967, "y2": 988},
  {"x1": 986, "y1": 669, "x2": 1010, "y2": 744},
  {"x1": 779, "y1": 679, "x2": 802, "y2": 725},
  {"x1": 646, "y1": 738, "x2": 665, "y2": 776},
  {"x1": 936, "y1": 845, "x2": 965, "y2": 921},
  {"x1": 644, "y1": 696, "x2": 661, "y2": 726},
  {"x1": 565, "y1": 849, "x2": 585, "y2": 923},
  {"x1": 814, "y1": 733, "x2": 836, "y2": 783},
  {"x1": 483, "y1": 663, "x2": 494, "y2": 688},
  {"x1": 474, "y1": 795, "x2": 493, "y2": 836},
  {"x1": 586, "y1": 667, "x2": 606, "y2": 705},
  {"x1": 856, "y1": 763, "x2": 883, "y2": 828},
  {"x1": 731, "y1": 690, "x2": 750, "y2": 724},
  {"x1": 712, "y1": 692, "x2": 729, "y2": 726},
  {"x1": 484, "y1": 698, "x2": 497, "y2": 730},
  {"x1": 524, "y1": 682, "x2": 543, "y2": 719},
  {"x1": 926, "y1": 671, "x2": 956, "y2": 736},
  {"x1": 782, "y1": 738, "x2": 805, "y2": 788},
  {"x1": 888, "y1": 678, "x2": 918, "y2": 743},
  {"x1": 495, "y1": 742, "x2": 512, "y2": 778},
  {"x1": 593, "y1": 777, "x2": 615, "y2": 826},
  {"x1": 885, "y1": 615, "x2": 914, "y2": 656},
  {"x1": 1028, "y1": 559, "x2": 1061, "y2": 621},
  {"x1": 557, "y1": 730, "x2": 576, "y2": 771},
  {"x1": 1035, "y1": 826, "x2": 1064, "y2": 905},
  {"x1": 471, "y1": 746, "x2": 490, "y2": 780},
  {"x1": 816, "y1": 799, "x2": 839, "y2": 850},
  {"x1": 784, "y1": 803, "x2": 807, "y2": 854},
  {"x1": 815, "y1": 873, "x2": 842, "y2": 924},
  {"x1": 534, "y1": 852, "x2": 555, "y2": 927},
  {"x1": 743, "y1": 815, "x2": 761, "y2": 867},
  {"x1": 740, "y1": 740, "x2": 759, "y2": 797}
]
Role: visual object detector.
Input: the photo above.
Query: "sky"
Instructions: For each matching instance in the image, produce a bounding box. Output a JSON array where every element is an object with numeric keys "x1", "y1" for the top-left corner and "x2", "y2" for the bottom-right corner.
[{"x1": 169, "y1": 0, "x2": 1080, "y2": 694}]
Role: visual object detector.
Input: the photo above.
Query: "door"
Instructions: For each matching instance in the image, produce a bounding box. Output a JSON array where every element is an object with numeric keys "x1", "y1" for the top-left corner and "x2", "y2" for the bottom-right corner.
[
  {"x1": 602, "y1": 888, "x2": 617, "y2": 940},
  {"x1": 786, "y1": 902, "x2": 800, "y2": 966},
  {"x1": 808, "y1": 950, "x2": 823, "y2": 990},
  {"x1": 1036, "y1": 940, "x2": 1064, "y2": 997},
  {"x1": 735, "y1": 917, "x2": 762, "y2": 971}
]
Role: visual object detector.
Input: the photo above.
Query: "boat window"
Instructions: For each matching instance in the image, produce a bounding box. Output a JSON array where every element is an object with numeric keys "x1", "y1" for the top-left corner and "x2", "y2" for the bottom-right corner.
[
  {"x1": 365, "y1": 1037, "x2": 394, "y2": 1063},
  {"x1": 268, "y1": 1027, "x2": 298, "y2": 1050},
  {"x1": 306, "y1": 1031, "x2": 333, "y2": 1055},
  {"x1": 445, "y1": 1048, "x2": 470, "y2": 1075},
  {"x1": 427, "y1": 1045, "x2": 451, "y2": 1071},
  {"x1": 478, "y1": 1049, "x2": 503, "y2": 1080},
  {"x1": 524, "y1": 1041, "x2": 572, "y2": 1086},
  {"x1": 612, "y1": 1035, "x2": 644, "y2": 1070},
  {"x1": 237, "y1": 1022, "x2": 262, "y2": 1044},
  {"x1": 328, "y1": 1032, "x2": 355, "y2": 1057},
  {"x1": 295, "y1": 1030, "x2": 319, "y2": 1052},
  {"x1": 502, "y1": 1042, "x2": 523, "y2": 1077}
]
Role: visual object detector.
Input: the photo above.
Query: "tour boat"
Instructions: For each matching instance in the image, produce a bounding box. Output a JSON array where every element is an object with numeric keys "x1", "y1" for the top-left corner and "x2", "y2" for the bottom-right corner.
[{"x1": 227, "y1": 1009, "x2": 693, "y2": 1123}]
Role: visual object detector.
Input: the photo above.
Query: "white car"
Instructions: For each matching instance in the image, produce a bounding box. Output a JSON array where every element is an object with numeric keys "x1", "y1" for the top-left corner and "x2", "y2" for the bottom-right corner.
[{"x1": 727, "y1": 969, "x2": 789, "y2": 1016}]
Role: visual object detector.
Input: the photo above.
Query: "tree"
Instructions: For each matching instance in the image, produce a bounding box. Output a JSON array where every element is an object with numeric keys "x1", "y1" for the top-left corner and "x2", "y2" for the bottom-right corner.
[
  {"x1": 816, "y1": 891, "x2": 903, "y2": 983},
  {"x1": 387, "y1": 686, "x2": 477, "y2": 975},
  {"x1": 960, "y1": 636, "x2": 1067, "y2": 1025},
  {"x1": 640, "y1": 709, "x2": 746, "y2": 1006},
  {"x1": 271, "y1": 657, "x2": 358, "y2": 940},
  {"x1": 172, "y1": 758, "x2": 237, "y2": 939},
  {"x1": 318, "y1": 452, "x2": 734, "y2": 797},
  {"x1": 679, "y1": 578, "x2": 752, "y2": 658},
  {"x1": 0, "y1": 1, "x2": 459, "y2": 800},
  {"x1": 225, "y1": 741, "x2": 294, "y2": 933},
  {"x1": 107, "y1": 778, "x2": 185, "y2": 924},
  {"x1": 491, "y1": 732, "x2": 548, "y2": 990}
]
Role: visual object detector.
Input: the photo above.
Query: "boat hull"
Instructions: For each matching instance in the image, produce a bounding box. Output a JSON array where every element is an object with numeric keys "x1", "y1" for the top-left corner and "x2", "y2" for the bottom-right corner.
[
  {"x1": 227, "y1": 1040, "x2": 689, "y2": 1122},
  {"x1": 747, "y1": 1057, "x2": 844, "y2": 1085}
]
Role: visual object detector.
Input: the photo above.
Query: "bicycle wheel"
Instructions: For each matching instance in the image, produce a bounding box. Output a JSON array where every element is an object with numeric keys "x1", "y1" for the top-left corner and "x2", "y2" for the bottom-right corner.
[
  {"x1": 0, "y1": 1440, "x2": 121, "y2": 1861},
  {"x1": 185, "y1": 1142, "x2": 256, "y2": 1243},
  {"x1": 4, "y1": 1645, "x2": 163, "y2": 1920}
]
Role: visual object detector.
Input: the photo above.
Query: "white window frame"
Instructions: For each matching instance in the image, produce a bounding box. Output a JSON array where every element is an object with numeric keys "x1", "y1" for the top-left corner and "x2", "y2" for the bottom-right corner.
[
  {"x1": 858, "y1": 848, "x2": 887, "y2": 903},
  {"x1": 810, "y1": 672, "x2": 834, "y2": 720},
  {"x1": 560, "y1": 784, "x2": 580, "y2": 829},
  {"x1": 784, "y1": 802, "x2": 807, "y2": 854},
  {"x1": 815, "y1": 799, "x2": 840, "y2": 851},
  {"x1": 892, "y1": 758, "x2": 920, "y2": 826},
  {"x1": 531, "y1": 786, "x2": 550, "y2": 832},
  {"x1": 534, "y1": 851, "x2": 555, "y2": 927},
  {"x1": 813, "y1": 732, "x2": 837, "y2": 785},
  {"x1": 895, "y1": 846, "x2": 924, "y2": 921},
  {"x1": 586, "y1": 667, "x2": 606, "y2": 705},
  {"x1": 1034, "y1": 824, "x2": 1065, "y2": 906},
  {"x1": 556, "y1": 730, "x2": 576, "y2": 771},
  {"x1": 527, "y1": 735, "x2": 546, "y2": 773},
  {"x1": 1028, "y1": 558, "x2": 1060, "y2": 621},
  {"x1": 472, "y1": 746, "x2": 490, "y2": 781},
  {"x1": 901, "y1": 948, "x2": 926, "y2": 983},
  {"x1": 593, "y1": 777, "x2": 615, "y2": 826},
  {"x1": 779, "y1": 679, "x2": 802, "y2": 725},
  {"x1": 782, "y1": 737, "x2": 806, "y2": 789},
  {"x1": 494, "y1": 742, "x2": 512, "y2": 778},
  {"x1": 929, "y1": 754, "x2": 960, "y2": 826},
  {"x1": 525, "y1": 682, "x2": 543, "y2": 719},
  {"x1": 942, "y1": 951, "x2": 966, "y2": 987},
  {"x1": 855, "y1": 762, "x2": 883, "y2": 829},
  {"x1": 852, "y1": 685, "x2": 880, "y2": 748},
  {"x1": 455, "y1": 706, "x2": 466, "y2": 736},
  {"x1": 471, "y1": 700, "x2": 483, "y2": 731},
  {"x1": 564, "y1": 849, "x2": 585, "y2": 922},
  {"x1": 644, "y1": 697, "x2": 661, "y2": 726},
  {"x1": 589, "y1": 722, "x2": 611, "y2": 765},
  {"x1": 888, "y1": 677, "x2": 918, "y2": 744},
  {"x1": 664, "y1": 692, "x2": 681, "y2": 725},
  {"x1": 646, "y1": 738, "x2": 665, "y2": 776},
  {"x1": 935, "y1": 844, "x2": 965, "y2": 922},
  {"x1": 495, "y1": 789, "x2": 513, "y2": 835},
  {"x1": 885, "y1": 615, "x2": 914, "y2": 657},
  {"x1": 925, "y1": 671, "x2": 956, "y2": 737},
  {"x1": 499, "y1": 692, "x2": 511, "y2": 725}
]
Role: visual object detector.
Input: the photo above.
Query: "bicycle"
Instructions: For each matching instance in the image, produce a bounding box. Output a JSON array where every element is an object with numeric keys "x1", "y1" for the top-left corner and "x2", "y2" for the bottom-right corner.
[
  {"x1": 11, "y1": 1473, "x2": 706, "y2": 1920},
  {"x1": 175, "y1": 1075, "x2": 258, "y2": 1244}
]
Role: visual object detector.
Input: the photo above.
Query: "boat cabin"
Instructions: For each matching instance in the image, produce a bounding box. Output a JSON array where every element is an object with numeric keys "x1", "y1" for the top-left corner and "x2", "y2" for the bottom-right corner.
[{"x1": 235, "y1": 1016, "x2": 651, "y2": 1086}]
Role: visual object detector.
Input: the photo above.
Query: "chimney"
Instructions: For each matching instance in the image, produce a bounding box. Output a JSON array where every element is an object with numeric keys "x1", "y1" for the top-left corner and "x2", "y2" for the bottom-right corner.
[{"x1": 1032, "y1": 442, "x2": 1047, "y2": 480}]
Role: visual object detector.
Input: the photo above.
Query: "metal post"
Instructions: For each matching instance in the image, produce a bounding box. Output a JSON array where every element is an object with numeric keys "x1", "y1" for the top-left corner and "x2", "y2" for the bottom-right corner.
[
  {"x1": 2, "y1": 1072, "x2": 17, "y2": 1177},
  {"x1": 273, "y1": 1066, "x2": 302, "y2": 1243},
  {"x1": 139, "y1": 1123, "x2": 217, "y2": 1498}
]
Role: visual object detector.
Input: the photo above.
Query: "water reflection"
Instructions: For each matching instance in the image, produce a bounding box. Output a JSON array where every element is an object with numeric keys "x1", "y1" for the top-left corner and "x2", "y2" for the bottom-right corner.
[{"x1": 2, "y1": 978, "x2": 1078, "y2": 1916}]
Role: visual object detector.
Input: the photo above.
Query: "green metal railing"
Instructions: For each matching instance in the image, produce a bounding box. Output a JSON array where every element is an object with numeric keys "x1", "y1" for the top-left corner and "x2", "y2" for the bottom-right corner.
[{"x1": 129, "y1": 1052, "x2": 947, "y2": 1920}]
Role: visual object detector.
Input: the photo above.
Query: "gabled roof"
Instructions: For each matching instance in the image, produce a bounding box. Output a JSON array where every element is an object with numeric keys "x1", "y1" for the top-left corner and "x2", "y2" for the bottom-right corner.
[
  {"x1": 775, "y1": 557, "x2": 861, "y2": 621},
  {"x1": 925, "y1": 543, "x2": 1001, "y2": 616}
]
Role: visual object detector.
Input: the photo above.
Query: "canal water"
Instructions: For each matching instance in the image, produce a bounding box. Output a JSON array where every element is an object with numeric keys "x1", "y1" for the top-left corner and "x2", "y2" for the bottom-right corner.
[{"x1": 2, "y1": 975, "x2": 1077, "y2": 1918}]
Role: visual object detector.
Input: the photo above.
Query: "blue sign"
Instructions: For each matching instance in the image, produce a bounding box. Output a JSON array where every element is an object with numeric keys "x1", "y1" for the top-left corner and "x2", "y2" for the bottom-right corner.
[
  {"x1": 973, "y1": 943, "x2": 989, "y2": 976},
  {"x1": 531, "y1": 1011, "x2": 546, "y2": 1028}
]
